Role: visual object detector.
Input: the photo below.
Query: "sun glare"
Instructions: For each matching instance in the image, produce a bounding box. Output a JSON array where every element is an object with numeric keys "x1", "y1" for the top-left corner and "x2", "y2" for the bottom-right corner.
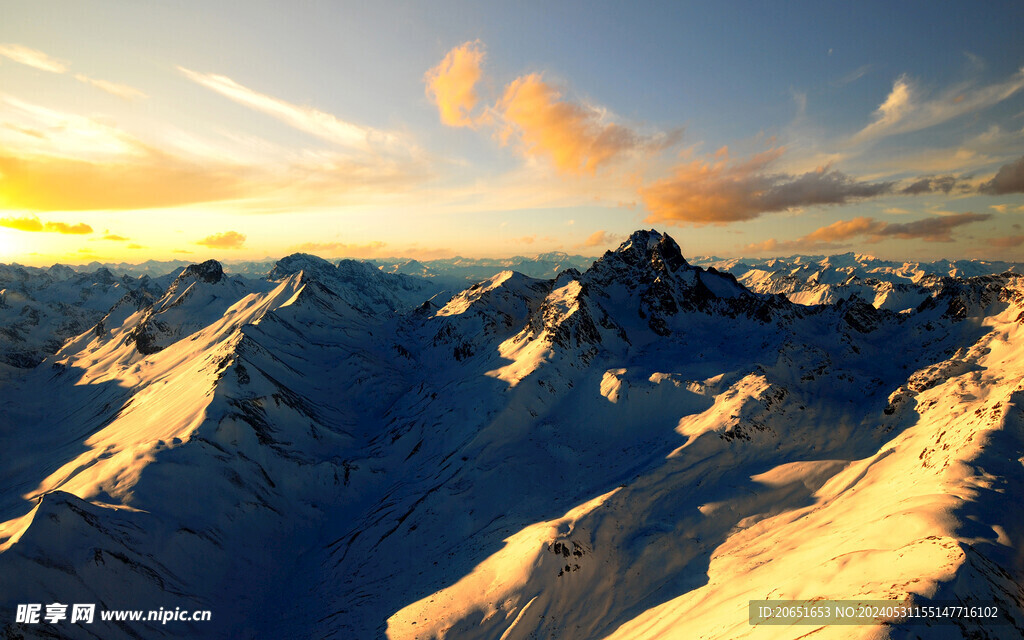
[{"x1": 0, "y1": 230, "x2": 15, "y2": 261}]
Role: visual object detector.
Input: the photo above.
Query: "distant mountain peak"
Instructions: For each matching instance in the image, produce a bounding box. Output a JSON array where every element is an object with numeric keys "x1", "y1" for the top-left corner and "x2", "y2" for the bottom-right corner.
[
  {"x1": 93, "y1": 267, "x2": 117, "y2": 285},
  {"x1": 268, "y1": 253, "x2": 337, "y2": 282},
  {"x1": 47, "y1": 264, "x2": 78, "y2": 280},
  {"x1": 178, "y1": 259, "x2": 224, "y2": 284},
  {"x1": 335, "y1": 258, "x2": 381, "y2": 280}
]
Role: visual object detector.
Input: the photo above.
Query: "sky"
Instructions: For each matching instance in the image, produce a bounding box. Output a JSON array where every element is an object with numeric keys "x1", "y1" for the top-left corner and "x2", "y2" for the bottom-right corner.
[{"x1": 1, "y1": 0, "x2": 1023, "y2": 266}]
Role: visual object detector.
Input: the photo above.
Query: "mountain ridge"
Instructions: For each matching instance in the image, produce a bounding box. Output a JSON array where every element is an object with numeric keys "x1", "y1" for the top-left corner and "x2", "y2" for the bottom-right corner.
[{"x1": 1, "y1": 231, "x2": 1022, "y2": 639}]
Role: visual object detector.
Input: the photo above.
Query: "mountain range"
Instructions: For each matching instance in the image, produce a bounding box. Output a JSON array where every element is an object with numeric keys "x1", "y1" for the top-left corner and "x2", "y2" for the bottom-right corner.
[{"x1": 1, "y1": 230, "x2": 1022, "y2": 639}]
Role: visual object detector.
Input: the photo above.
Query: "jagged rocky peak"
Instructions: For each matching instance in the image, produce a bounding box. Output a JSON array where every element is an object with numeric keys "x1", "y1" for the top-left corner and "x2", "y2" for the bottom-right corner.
[
  {"x1": 157, "y1": 260, "x2": 225, "y2": 303},
  {"x1": 584, "y1": 230, "x2": 693, "y2": 290},
  {"x1": 606, "y1": 229, "x2": 689, "y2": 273},
  {"x1": 177, "y1": 259, "x2": 224, "y2": 284}
]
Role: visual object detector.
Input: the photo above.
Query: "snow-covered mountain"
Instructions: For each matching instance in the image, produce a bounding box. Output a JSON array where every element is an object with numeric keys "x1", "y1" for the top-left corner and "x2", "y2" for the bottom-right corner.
[
  {"x1": 76, "y1": 258, "x2": 279, "y2": 278},
  {"x1": 374, "y1": 251, "x2": 596, "y2": 286},
  {"x1": 0, "y1": 263, "x2": 177, "y2": 380},
  {"x1": 1, "y1": 232, "x2": 1022, "y2": 639},
  {"x1": 691, "y1": 253, "x2": 1024, "y2": 313},
  {"x1": 70, "y1": 252, "x2": 595, "y2": 284},
  {"x1": 692, "y1": 253, "x2": 1024, "y2": 284}
]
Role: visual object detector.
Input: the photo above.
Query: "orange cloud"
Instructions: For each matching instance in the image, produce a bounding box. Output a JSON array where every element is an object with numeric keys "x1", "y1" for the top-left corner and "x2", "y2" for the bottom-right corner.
[
  {"x1": 0, "y1": 44, "x2": 66, "y2": 73},
  {"x1": 196, "y1": 231, "x2": 246, "y2": 249},
  {"x1": 0, "y1": 215, "x2": 92, "y2": 234},
  {"x1": 742, "y1": 213, "x2": 992, "y2": 254},
  {"x1": 425, "y1": 41, "x2": 486, "y2": 127},
  {"x1": 801, "y1": 216, "x2": 887, "y2": 243},
  {"x1": 580, "y1": 230, "x2": 620, "y2": 248},
  {"x1": 498, "y1": 74, "x2": 643, "y2": 175},
  {"x1": 641, "y1": 149, "x2": 894, "y2": 225},
  {"x1": 102, "y1": 233, "x2": 129, "y2": 241},
  {"x1": 423, "y1": 41, "x2": 674, "y2": 178}
]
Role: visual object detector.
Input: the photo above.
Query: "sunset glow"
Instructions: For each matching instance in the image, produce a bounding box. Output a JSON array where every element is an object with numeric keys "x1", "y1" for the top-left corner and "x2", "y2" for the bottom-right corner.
[{"x1": 0, "y1": 2, "x2": 1021, "y2": 265}]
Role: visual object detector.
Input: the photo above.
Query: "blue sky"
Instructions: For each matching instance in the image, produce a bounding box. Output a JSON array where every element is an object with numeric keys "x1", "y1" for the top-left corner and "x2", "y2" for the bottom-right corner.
[{"x1": 0, "y1": 1, "x2": 1022, "y2": 264}]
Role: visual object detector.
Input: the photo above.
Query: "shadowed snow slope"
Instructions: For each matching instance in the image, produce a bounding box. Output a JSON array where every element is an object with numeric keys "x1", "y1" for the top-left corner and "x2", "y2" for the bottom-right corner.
[{"x1": 1, "y1": 238, "x2": 1023, "y2": 639}]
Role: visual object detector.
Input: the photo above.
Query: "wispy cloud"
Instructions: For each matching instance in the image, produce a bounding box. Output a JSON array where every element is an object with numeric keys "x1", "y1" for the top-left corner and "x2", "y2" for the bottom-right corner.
[
  {"x1": 0, "y1": 97, "x2": 144, "y2": 160},
  {"x1": 425, "y1": 40, "x2": 486, "y2": 128},
  {"x1": 0, "y1": 43, "x2": 145, "y2": 101},
  {"x1": 853, "y1": 75, "x2": 913, "y2": 142},
  {"x1": 196, "y1": 231, "x2": 246, "y2": 249},
  {"x1": 833, "y1": 64, "x2": 872, "y2": 87},
  {"x1": 742, "y1": 212, "x2": 992, "y2": 253},
  {"x1": 101, "y1": 233, "x2": 129, "y2": 241},
  {"x1": 641, "y1": 148, "x2": 893, "y2": 225},
  {"x1": 0, "y1": 97, "x2": 428, "y2": 211},
  {"x1": 856, "y1": 122, "x2": 1024, "y2": 177},
  {"x1": 74, "y1": 74, "x2": 147, "y2": 100},
  {"x1": 178, "y1": 67, "x2": 403, "y2": 152},
  {"x1": 851, "y1": 68, "x2": 1024, "y2": 143},
  {"x1": 0, "y1": 215, "x2": 92, "y2": 234},
  {"x1": 989, "y1": 204, "x2": 1024, "y2": 213},
  {"x1": 0, "y1": 43, "x2": 66, "y2": 73}
]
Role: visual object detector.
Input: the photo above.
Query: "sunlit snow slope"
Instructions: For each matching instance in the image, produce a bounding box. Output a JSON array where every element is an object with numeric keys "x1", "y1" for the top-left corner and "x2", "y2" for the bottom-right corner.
[{"x1": 0, "y1": 233, "x2": 1022, "y2": 640}]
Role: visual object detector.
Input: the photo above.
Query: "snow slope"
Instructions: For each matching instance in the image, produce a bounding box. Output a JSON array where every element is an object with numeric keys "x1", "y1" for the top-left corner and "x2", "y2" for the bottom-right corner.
[
  {"x1": 0, "y1": 263, "x2": 173, "y2": 379},
  {"x1": 0, "y1": 232, "x2": 1022, "y2": 639},
  {"x1": 692, "y1": 253, "x2": 1023, "y2": 313}
]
